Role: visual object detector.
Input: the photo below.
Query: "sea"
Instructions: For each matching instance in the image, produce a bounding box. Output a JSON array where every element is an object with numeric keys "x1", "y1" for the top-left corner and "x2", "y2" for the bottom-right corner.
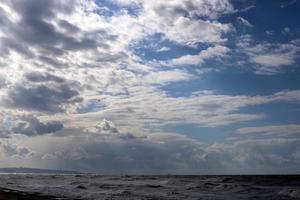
[{"x1": 0, "y1": 174, "x2": 300, "y2": 199}]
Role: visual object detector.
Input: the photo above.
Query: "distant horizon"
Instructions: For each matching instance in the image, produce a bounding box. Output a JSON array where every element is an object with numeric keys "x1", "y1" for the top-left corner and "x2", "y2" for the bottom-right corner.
[{"x1": 1, "y1": 167, "x2": 300, "y2": 176}]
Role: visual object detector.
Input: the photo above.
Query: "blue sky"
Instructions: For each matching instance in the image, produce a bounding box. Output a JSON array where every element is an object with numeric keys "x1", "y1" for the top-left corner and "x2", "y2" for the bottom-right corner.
[{"x1": 0, "y1": 0, "x2": 300, "y2": 174}]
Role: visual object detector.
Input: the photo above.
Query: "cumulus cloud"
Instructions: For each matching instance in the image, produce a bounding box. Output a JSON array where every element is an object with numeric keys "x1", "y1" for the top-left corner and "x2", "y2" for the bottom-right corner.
[
  {"x1": 84, "y1": 119, "x2": 138, "y2": 141},
  {"x1": 86, "y1": 119, "x2": 119, "y2": 134}
]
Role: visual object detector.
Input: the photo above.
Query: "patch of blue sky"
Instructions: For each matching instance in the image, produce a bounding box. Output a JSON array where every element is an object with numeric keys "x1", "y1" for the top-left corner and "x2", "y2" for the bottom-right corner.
[
  {"x1": 222, "y1": 0, "x2": 300, "y2": 43},
  {"x1": 130, "y1": 33, "x2": 210, "y2": 61},
  {"x1": 162, "y1": 123, "x2": 236, "y2": 143},
  {"x1": 159, "y1": 66, "x2": 300, "y2": 97},
  {"x1": 95, "y1": 0, "x2": 140, "y2": 17},
  {"x1": 77, "y1": 99, "x2": 105, "y2": 114},
  {"x1": 162, "y1": 102, "x2": 300, "y2": 143},
  {"x1": 238, "y1": 102, "x2": 300, "y2": 125}
]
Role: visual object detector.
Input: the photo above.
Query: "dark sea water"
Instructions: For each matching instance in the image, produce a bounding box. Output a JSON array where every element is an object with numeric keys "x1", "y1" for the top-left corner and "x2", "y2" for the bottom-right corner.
[{"x1": 0, "y1": 174, "x2": 299, "y2": 199}]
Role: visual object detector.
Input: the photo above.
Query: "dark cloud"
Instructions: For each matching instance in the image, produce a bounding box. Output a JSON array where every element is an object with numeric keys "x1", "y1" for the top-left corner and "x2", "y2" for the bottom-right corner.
[
  {"x1": 7, "y1": 83, "x2": 82, "y2": 113},
  {"x1": 0, "y1": 132, "x2": 9, "y2": 138},
  {"x1": 11, "y1": 115, "x2": 64, "y2": 136},
  {"x1": 25, "y1": 71, "x2": 65, "y2": 83},
  {"x1": 0, "y1": 76, "x2": 7, "y2": 88},
  {"x1": 11, "y1": 0, "x2": 108, "y2": 51},
  {"x1": 59, "y1": 20, "x2": 80, "y2": 33},
  {"x1": 6, "y1": 72, "x2": 83, "y2": 113},
  {"x1": 0, "y1": 0, "x2": 116, "y2": 67},
  {"x1": 0, "y1": 37, "x2": 35, "y2": 58},
  {"x1": 0, "y1": 6, "x2": 10, "y2": 27}
]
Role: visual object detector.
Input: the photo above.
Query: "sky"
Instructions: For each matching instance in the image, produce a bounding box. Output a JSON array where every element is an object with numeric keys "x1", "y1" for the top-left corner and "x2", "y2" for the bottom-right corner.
[{"x1": 0, "y1": 0, "x2": 300, "y2": 174}]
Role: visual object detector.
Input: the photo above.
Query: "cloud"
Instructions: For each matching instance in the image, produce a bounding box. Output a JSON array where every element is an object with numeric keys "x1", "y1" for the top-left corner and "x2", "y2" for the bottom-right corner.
[
  {"x1": 142, "y1": 70, "x2": 195, "y2": 85},
  {"x1": 11, "y1": 115, "x2": 64, "y2": 136},
  {"x1": 236, "y1": 124, "x2": 300, "y2": 136},
  {"x1": 162, "y1": 17, "x2": 232, "y2": 47},
  {"x1": 0, "y1": 76, "x2": 7, "y2": 88},
  {"x1": 170, "y1": 45, "x2": 230, "y2": 66},
  {"x1": 34, "y1": 130, "x2": 208, "y2": 172},
  {"x1": 24, "y1": 71, "x2": 65, "y2": 83},
  {"x1": 273, "y1": 90, "x2": 300, "y2": 102},
  {"x1": 280, "y1": 0, "x2": 298, "y2": 8},
  {"x1": 237, "y1": 16, "x2": 253, "y2": 28},
  {"x1": 156, "y1": 47, "x2": 170, "y2": 52},
  {"x1": 205, "y1": 138, "x2": 300, "y2": 173},
  {"x1": 0, "y1": 141, "x2": 34, "y2": 158},
  {"x1": 111, "y1": 0, "x2": 233, "y2": 47},
  {"x1": 86, "y1": 119, "x2": 119, "y2": 134},
  {"x1": 14, "y1": 130, "x2": 300, "y2": 173},
  {"x1": 5, "y1": 71, "x2": 83, "y2": 113},
  {"x1": 65, "y1": 88, "x2": 300, "y2": 135},
  {"x1": 282, "y1": 27, "x2": 291, "y2": 35},
  {"x1": 251, "y1": 54, "x2": 294, "y2": 68},
  {"x1": 0, "y1": 0, "x2": 117, "y2": 71},
  {"x1": 139, "y1": 0, "x2": 234, "y2": 20},
  {"x1": 237, "y1": 35, "x2": 300, "y2": 74},
  {"x1": 230, "y1": 138, "x2": 300, "y2": 170},
  {"x1": 7, "y1": 0, "x2": 101, "y2": 53},
  {"x1": 84, "y1": 119, "x2": 139, "y2": 141},
  {"x1": 7, "y1": 83, "x2": 82, "y2": 113}
]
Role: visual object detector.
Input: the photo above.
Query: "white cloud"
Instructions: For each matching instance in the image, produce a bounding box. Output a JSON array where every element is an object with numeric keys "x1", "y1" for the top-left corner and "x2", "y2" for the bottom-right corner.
[
  {"x1": 171, "y1": 45, "x2": 230, "y2": 66},
  {"x1": 110, "y1": 0, "x2": 234, "y2": 47},
  {"x1": 156, "y1": 47, "x2": 170, "y2": 52},
  {"x1": 142, "y1": 70, "x2": 195, "y2": 85},
  {"x1": 163, "y1": 17, "x2": 232, "y2": 46},
  {"x1": 237, "y1": 35, "x2": 300, "y2": 74},
  {"x1": 237, "y1": 16, "x2": 253, "y2": 27},
  {"x1": 54, "y1": 88, "x2": 300, "y2": 135},
  {"x1": 251, "y1": 54, "x2": 294, "y2": 67}
]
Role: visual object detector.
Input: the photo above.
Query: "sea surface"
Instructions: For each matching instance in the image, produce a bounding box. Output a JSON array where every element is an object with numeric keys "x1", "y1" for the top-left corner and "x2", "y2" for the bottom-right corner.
[{"x1": 0, "y1": 174, "x2": 300, "y2": 199}]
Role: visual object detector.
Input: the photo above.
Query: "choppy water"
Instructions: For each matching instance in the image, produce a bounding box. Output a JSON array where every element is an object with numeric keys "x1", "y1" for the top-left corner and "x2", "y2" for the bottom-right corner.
[{"x1": 0, "y1": 174, "x2": 300, "y2": 199}]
